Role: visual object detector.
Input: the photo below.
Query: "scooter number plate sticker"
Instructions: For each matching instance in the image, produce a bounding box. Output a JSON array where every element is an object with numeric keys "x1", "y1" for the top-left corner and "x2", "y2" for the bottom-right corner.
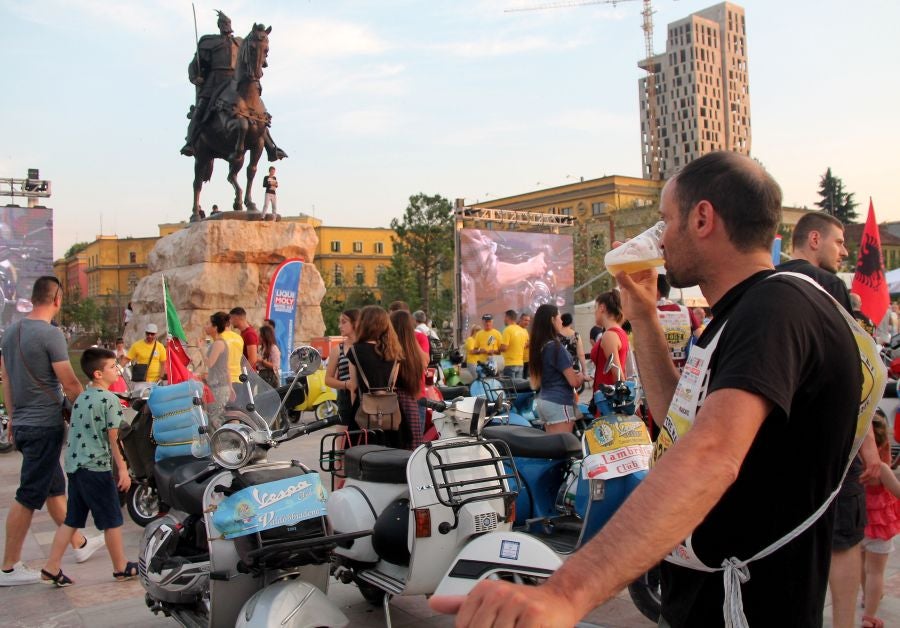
[{"x1": 500, "y1": 540, "x2": 520, "y2": 561}]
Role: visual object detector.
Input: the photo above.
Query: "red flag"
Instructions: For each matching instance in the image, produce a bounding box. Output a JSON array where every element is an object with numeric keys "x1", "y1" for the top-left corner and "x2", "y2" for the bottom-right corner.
[
  {"x1": 166, "y1": 338, "x2": 192, "y2": 384},
  {"x1": 852, "y1": 199, "x2": 890, "y2": 324}
]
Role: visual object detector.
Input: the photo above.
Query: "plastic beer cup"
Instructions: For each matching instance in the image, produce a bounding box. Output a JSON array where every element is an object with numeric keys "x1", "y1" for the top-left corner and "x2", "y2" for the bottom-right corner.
[{"x1": 604, "y1": 221, "x2": 666, "y2": 275}]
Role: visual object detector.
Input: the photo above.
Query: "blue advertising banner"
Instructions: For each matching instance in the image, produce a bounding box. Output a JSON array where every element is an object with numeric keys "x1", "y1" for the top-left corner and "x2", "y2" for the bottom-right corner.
[
  {"x1": 265, "y1": 259, "x2": 303, "y2": 379},
  {"x1": 212, "y1": 473, "x2": 328, "y2": 539}
]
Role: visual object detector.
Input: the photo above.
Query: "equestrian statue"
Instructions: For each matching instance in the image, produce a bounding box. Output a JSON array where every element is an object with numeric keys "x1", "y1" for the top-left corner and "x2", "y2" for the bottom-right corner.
[{"x1": 181, "y1": 11, "x2": 287, "y2": 221}]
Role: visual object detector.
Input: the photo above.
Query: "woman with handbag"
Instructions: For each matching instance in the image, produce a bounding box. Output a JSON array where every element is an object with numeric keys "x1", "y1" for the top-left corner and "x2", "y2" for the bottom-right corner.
[
  {"x1": 347, "y1": 306, "x2": 407, "y2": 449},
  {"x1": 255, "y1": 324, "x2": 281, "y2": 389},
  {"x1": 389, "y1": 309, "x2": 427, "y2": 448},
  {"x1": 324, "y1": 309, "x2": 359, "y2": 429}
]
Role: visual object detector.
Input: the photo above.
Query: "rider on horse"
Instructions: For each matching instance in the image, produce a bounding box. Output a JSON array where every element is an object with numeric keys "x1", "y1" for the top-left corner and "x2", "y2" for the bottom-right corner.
[{"x1": 181, "y1": 11, "x2": 285, "y2": 162}]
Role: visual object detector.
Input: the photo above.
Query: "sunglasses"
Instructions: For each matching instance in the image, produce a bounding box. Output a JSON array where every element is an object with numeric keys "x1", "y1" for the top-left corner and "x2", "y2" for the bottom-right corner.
[{"x1": 145, "y1": 332, "x2": 157, "y2": 336}]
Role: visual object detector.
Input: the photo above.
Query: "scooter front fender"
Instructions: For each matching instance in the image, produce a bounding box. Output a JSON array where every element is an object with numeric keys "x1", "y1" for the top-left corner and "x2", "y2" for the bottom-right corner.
[
  {"x1": 433, "y1": 531, "x2": 564, "y2": 597},
  {"x1": 236, "y1": 579, "x2": 348, "y2": 628}
]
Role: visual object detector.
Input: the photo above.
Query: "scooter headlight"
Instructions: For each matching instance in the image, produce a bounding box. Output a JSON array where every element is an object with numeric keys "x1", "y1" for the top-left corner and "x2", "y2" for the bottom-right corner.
[{"x1": 211, "y1": 424, "x2": 255, "y2": 469}]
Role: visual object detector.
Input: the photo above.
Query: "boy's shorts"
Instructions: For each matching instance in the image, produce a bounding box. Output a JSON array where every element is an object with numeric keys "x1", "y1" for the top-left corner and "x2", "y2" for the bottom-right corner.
[
  {"x1": 13, "y1": 425, "x2": 66, "y2": 510},
  {"x1": 64, "y1": 469, "x2": 123, "y2": 530}
]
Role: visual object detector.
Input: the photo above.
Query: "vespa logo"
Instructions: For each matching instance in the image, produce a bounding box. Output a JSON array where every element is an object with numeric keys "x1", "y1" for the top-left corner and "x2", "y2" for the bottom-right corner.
[{"x1": 252, "y1": 480, "x2": 312, "y2": 509}]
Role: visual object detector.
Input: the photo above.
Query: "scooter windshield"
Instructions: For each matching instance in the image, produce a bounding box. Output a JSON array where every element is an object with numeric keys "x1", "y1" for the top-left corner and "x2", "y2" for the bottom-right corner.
[{"x1": 232, "y1": 355, "x2": 283, "y2": 430}]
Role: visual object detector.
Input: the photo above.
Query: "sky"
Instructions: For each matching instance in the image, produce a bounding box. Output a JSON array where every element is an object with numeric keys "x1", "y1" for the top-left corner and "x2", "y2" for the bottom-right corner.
[{"x1": 2, "y1": 0, "x2": 898, "y2": 260}]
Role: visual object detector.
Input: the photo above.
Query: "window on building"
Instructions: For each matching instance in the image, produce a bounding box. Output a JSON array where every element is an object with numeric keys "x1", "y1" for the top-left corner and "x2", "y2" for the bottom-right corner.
[
  {"x1": 129, "y1": 251, "x2": 137, "y2": 264},
  {"x1": 334, "y1": 263, "x2": 343, "y2": 286},
  {"x1": 353, "y1": 241, "x2": 363, "y2": 253},
  {"x1": 128, "y1": 272, "x2": 139, "y2": 291},
  {"x1": 560, "y1": 207, "x2": 572, "y2": 216},
  {"x1": 376, "y1": 265, "x2": 386, "y2": 286},
  {"x1": 591, "y1": 202, "x2": 607, "y2": 216},
  {"x1": 355, "y1": 265, "x2": 365, "y2": 286},
  {"x1": 330, "y1": 241, "x2": 341, "y2": 253},
  {"x1": 374, "y1": 242, "x2": 384, "y2": 254}
]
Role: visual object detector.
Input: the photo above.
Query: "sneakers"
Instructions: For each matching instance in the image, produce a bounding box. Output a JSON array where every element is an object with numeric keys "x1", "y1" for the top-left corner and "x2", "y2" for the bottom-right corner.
[
  {"x1": 73, "y1": 535, "x2": 105, "y2": 564},
  {"x1": 0, "y1": 562, "x2": 41, "y2": 586}
]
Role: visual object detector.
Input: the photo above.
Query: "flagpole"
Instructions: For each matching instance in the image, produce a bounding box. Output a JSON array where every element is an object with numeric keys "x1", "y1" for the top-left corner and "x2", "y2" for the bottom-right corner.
[{"x1": 162, "y1": 275, "x2": 171, "y2": 381}]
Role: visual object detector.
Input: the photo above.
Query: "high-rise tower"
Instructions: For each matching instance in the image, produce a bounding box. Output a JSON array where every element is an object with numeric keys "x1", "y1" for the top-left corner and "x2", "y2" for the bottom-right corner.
[{"x1": 639, "y1": 2, "x2": 750, "y2": 180}]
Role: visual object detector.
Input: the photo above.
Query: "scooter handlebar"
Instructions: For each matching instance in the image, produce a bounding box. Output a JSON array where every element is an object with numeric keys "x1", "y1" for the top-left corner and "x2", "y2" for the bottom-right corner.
[
  {"x1": 282, "y1": 414, "x2": 342, "y2": 440},
  {"x1": 418, "y1": 397, "x2": 447, "y2": 413}
]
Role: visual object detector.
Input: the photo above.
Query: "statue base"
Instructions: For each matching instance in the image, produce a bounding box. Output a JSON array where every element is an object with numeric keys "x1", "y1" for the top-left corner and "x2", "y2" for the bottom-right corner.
[{"x1": 128, "y1": 219, "x2": 324, "y2": 351}]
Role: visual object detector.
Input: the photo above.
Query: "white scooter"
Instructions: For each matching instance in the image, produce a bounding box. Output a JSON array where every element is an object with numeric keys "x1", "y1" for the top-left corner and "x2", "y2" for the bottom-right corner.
[
  {"x1": 325, "y1": 394, "x2": 528, "y2": 626},
  {"x1": 139, "y1": 348, "x2": 366, "y2": 628}
]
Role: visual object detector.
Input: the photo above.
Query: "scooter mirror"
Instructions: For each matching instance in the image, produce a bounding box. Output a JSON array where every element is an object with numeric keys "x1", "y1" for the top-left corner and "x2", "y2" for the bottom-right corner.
[
  {"x1": 16, "y1": 298, "x2": 33, "y2": 313},
  {"x1": 289, "y1": 345, "x2": 323, "y2": 377},
  {"x1": 603, "y1": 353, "x2": 620, "y2": 376}
]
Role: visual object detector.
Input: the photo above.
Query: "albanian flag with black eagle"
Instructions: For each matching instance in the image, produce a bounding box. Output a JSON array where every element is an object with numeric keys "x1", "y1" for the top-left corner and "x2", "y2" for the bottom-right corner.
[{"x1": 851, "y1": 199, "x2": 889, "y2": 325}]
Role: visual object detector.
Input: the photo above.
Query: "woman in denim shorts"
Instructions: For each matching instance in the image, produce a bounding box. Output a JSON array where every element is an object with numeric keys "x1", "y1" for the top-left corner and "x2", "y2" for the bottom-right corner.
[{"x1": 528, "y1": 304, "x2": 585, "y2": 434}]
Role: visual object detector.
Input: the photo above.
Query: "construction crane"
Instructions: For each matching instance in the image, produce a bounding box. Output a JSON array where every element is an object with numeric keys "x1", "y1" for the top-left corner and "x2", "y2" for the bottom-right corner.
[{"x1": 506, "y1": 0, "x2": 663, "y2": 180}]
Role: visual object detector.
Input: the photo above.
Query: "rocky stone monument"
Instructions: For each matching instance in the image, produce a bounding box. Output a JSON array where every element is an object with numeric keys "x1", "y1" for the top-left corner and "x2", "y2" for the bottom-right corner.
[{"x1": 125, "y1": 220, "x2": 325, "y2": 353}]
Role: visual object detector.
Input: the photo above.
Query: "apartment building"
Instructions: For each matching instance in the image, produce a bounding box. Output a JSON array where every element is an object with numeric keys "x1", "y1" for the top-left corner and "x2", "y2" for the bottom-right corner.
[{"x1": 639, "y1": 2, "x2": 750, "y2": 180}]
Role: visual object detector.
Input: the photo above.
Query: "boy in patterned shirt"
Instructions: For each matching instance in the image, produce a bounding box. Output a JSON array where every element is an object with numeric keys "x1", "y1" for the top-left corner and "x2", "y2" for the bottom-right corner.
[{"x1": 40, "y1": 348, "x2": 136, "y2": 586}]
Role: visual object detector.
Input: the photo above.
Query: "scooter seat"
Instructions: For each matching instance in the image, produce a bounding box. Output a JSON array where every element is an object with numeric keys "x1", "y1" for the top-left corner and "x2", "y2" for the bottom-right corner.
[
  {"x1": 482, "y1": 425, "x2": 581, "y2": 459},
  {"x1": 437, "y1": 385, "x2": 469, "y2": 400},
  {"x1": 511, "y1": 378, "x2": 533, "y2": 393},
  {"x1": 154, "y1": 455, "x2": 215, "y2": 515},
  {"x1": 344, "y1": 445, "x2": 411, "y2": 484}
]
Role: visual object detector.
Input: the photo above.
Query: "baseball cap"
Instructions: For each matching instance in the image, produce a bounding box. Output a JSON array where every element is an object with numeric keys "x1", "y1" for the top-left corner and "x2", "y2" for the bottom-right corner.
[
  {"x1": 145, "y1": 323, "x2": 159, "y2": 334},
  {"x1": 481, "y1": 314, "x2": 493, "y2": 321}
]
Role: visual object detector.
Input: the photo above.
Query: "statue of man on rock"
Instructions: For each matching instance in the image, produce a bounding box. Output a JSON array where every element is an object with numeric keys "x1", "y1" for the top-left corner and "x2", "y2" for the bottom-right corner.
[{"x1": 181, "y1": 11, "x2": 288, "y2": 222}]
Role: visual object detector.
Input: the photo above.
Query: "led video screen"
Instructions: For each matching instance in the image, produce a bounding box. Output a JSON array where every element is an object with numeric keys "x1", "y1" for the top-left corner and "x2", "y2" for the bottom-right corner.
[
  {"x1": 0, "y1": 205, "x2": 54, "y2": 330},
  {"x1": 458, "y1": 227, "x2": 574, "y2": 335}
]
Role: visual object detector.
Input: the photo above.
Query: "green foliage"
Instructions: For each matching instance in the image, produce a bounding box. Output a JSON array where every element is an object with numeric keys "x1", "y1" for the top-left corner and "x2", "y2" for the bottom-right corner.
[
  {"x1": 388, "y1": 193, "x2": 454, "y2": 323},
  {"x1": 63, "y1": 242, "x2": 90, "y2": 258},
  {"x1": 319, "y1": 274, "x2": 380, "y2": 335},
  {"x1": 815, "y1": 168, "x2": 858, "y2": 224}
]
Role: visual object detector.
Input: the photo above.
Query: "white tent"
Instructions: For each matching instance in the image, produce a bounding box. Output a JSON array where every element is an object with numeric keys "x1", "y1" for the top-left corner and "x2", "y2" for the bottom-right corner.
[{"x1": 887, "y1": 268, "x2": 900, "y2": 294}]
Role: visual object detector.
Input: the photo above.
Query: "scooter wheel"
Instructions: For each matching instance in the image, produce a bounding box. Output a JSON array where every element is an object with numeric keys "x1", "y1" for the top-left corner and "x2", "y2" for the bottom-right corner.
[
  {"x1": 126, "y1": 483, "x2": 160, "y2": 527},
  {"x1": 315, "y1": 400, "x2": 340, "y2": 421},
  {"x1": 628, "y1": 564, "x2": 661, "y2": 622}
]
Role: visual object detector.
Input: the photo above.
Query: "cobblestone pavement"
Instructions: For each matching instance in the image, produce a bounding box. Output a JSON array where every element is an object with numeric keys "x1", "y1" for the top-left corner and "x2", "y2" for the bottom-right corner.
[{"x1": 0, "y1": 424, "x2": 897, "y2": 627}]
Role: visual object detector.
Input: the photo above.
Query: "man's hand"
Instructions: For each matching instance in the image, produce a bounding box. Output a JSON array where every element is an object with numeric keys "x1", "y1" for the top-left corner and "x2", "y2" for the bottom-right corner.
[
  {"x1": 429, "y1": 579, "x2": 580, "y2": 628},
  {"x1": 527, "y1": 252, "x2": 548, "y2": 278},
  {"x1": 614, "y1": 267, "x2": 659, "y2": 324},
  {"x1": 117, "y1": 463, "x2": 131, "y2": 492},
  {"x1": 859, "y1": 426, "x2": 881, "y2": 483}
]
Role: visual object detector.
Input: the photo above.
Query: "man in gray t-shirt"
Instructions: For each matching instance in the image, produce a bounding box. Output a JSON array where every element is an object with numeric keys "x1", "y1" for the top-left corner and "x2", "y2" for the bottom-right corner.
[{"x1": 0, "y1": 277, "x2": 96, "y2": 587}]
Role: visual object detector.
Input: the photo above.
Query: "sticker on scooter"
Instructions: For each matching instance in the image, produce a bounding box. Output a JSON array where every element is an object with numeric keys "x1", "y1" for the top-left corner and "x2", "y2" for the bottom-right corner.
[
  {"x1": 212, "y1": 473, "x2": 328, "y2": 539},
  {"x1": 499, "y1": 539, "x2": 520, "y2": 560},
  {"x1": 582, "y1": 414, "x2": 652, "y2": 480}
]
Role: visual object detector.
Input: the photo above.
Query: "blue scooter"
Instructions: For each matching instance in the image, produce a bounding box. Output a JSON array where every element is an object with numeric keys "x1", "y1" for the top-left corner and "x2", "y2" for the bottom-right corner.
[{"x1": 475, "y1": 355, "x2": 660, "y2": 621}]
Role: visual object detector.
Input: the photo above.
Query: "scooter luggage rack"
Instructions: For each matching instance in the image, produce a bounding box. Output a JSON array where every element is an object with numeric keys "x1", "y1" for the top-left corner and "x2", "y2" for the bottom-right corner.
[
  {"x1": 319, "y1": 429, "x2": 387, "y2": 488},
  {"x1": 424, "y1": 439, "x2": 518, "y2": 513},
  {"x1": 477, "y1": 375, "x2": 519, "y2": 406}
]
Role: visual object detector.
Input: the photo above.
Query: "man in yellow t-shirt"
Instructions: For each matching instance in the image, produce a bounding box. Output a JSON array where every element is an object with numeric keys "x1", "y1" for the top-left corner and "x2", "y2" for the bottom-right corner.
[
  {"x1": 220, "y1": 327, "x2": 245, "y2": 384},
  {"x1": 499, "y1": 309, "x2": 529, "y2": 379},
  {"x1": 125, "y1": 323, "x2": 168, "y2": 383},
  {"x1": 471, "y1": 314, "x2": 503, "y2": 367}
]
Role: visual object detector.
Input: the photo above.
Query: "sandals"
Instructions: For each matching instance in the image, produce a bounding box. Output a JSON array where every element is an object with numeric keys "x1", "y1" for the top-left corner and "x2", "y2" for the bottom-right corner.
[
  {"x1": 113, "y1": 561, "x2": 139, "y2": 581},
  {"x1": 41, "y1": 568, "x2": 74, "y2": 587},
  {"x1": 862, "y1": 616, "x2": 884, "y2": 628}
]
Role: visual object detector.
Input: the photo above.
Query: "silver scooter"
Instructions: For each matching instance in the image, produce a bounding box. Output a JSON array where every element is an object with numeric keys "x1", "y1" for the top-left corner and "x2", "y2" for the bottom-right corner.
[{"x1": 139, "y1": 347, "x2": 366, "y2": 627}]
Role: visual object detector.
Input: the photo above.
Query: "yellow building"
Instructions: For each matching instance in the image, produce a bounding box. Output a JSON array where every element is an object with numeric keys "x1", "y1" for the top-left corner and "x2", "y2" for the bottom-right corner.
[
  {"x1": 476, "y1": 175, "x2": 664, "y2": 226},
  {"x1": 55, "y1": 218, "x2": 396, "y2": 313},
  {"x1": 313, "y1": 225, "x2": 395, "y2": 297}
]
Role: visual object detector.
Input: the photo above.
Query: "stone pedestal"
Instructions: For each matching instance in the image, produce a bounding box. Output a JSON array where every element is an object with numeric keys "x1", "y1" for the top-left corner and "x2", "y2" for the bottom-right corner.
[{"x1": 126, "y1": 220, "x2": 325, "y2": 349}]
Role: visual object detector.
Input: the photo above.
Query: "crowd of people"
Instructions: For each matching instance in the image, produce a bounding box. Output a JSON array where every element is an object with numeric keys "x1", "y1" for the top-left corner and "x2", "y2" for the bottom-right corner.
[{"x1": 4, "y1": 150, "x2": 900, "y2": 627}]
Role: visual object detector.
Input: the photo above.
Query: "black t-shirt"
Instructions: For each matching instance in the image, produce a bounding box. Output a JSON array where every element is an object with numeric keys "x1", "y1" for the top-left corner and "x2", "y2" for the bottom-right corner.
[
  {"x1": 263, "y1": 175, "x2": 277, "y2": 194},
  {"x1": 776, "y1": 259, "x2": 852, "y2": 312},
  {"x1": 776, "y1": 258, "x2": 864, "y2": 492},
  {"x1": 346, "y1": 342, "x2": 396, "y2": 394},
  {"x1": 660, "y1": 271, "x2": 861, "y2": 628}
]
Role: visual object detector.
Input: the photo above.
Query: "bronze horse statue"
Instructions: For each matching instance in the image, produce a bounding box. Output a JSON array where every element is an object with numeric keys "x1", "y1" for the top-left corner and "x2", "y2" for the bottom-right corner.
[{"x1": 189, "y1": 24, "x2": 284, "y2": 221}]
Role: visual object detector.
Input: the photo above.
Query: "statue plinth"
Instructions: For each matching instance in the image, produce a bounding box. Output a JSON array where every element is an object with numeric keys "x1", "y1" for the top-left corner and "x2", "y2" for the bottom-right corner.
[{"x1": 127, "y1": 220, "x2": 325, "y2": 349}]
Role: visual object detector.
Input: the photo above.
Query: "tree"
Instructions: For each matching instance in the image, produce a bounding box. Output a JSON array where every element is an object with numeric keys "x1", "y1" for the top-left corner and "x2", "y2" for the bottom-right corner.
[
  {"x1": 63, "y1": 241, "x2": 90, "y2": 258},
  {"x1": 389, "y1": 193, "x2": 454, "y2": 321},
  {"x1": 815, "y1": 168, "x2": 858, "y2": 224}
]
